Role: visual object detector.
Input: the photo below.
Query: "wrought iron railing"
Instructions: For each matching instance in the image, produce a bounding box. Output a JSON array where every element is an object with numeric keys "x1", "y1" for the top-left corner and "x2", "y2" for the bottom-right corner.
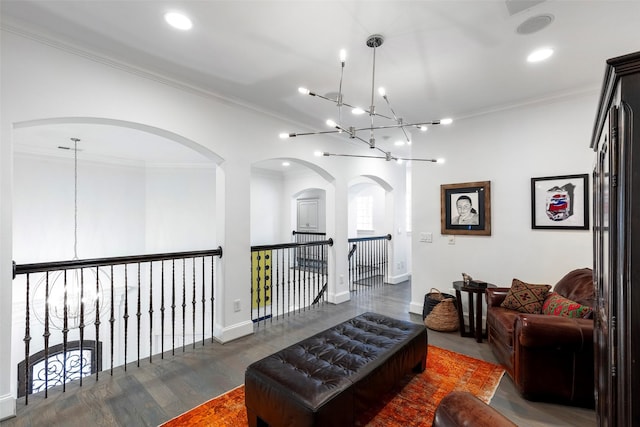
[
  {"x1": 348, "y1": 234, "x2": 392, "y2": 292},
  {"x1": 251, "y1": 237, "x2": 333, "y2": 325},
  {"x1": 12, "y1": 247, "x2": 222, "y2": 404}
]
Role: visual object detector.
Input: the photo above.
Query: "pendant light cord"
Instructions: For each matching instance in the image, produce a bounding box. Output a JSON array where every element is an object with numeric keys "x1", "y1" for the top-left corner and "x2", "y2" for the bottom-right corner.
[{"x1": 71, "y1": 137, "x2": 80, "y2": 260}]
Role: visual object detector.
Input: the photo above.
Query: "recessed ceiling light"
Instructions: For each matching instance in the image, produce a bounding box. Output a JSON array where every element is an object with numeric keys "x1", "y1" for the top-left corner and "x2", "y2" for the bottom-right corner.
[
  {"x1": 527, "y1": 47, "x2": 553, "y2": 63},
  {"x1": 164, "y1": 12, "x2": 193, "y2": 30}
]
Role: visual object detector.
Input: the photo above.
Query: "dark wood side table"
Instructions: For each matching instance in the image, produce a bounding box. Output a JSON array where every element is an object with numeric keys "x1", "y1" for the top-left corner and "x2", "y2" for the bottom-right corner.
[{"x1": 453, "y1": 281, "x2": 496, "y2": 343}]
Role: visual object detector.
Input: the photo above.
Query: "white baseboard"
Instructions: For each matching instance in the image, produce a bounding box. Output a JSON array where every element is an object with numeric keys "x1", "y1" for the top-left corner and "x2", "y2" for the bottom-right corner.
[
  {"x1": 0, "y1": 394, "x2": 15, "y2": 422},
  {"x1": 329, "y1": 290, "x2": 351, "y2": 305},
  {"x1": 409, "y1": 301, "x2": 423, "y2": 316},
  {"x1": 388, "y1": 273, "x2": 410, "y2": 284},
  {"x1": 213, "y1": 320, "x2": 254, "y2": 344}
]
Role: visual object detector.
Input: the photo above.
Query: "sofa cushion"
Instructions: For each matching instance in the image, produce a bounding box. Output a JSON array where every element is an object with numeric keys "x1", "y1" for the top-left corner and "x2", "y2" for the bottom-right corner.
[
  {"x1": 500, "y1": 279, "x2": 551, "y2": 314},
  {"x1": 553, "y1": 268, "x2": 594, "y2": 308},
  {"x1": 542, "y1": 292, "x2": 593, "y2": 318}
]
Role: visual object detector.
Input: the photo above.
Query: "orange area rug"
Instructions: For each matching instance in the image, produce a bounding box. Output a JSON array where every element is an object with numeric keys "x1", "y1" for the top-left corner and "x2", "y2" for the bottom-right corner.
[{"x1": 160, "y1": 345, "x2": 505, "y2": 427}]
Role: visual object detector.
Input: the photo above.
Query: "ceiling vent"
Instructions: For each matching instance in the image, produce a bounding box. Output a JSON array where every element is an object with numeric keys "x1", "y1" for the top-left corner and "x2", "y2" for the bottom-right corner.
[
  {"x1": 505, "y1": 0, "x2": 546, "y2": 16},
  {"x1": 516, "y1": 14, "x2": 554, "y2": 34}
]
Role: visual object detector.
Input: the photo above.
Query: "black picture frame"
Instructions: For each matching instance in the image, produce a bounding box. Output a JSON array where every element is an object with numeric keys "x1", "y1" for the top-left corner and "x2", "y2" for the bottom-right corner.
[
  {"x1": 531, "y1": 174, "x2": 589, "y2": 230},
  {"x1": 440, "y1": 181, "x2": 491, "y2": 236}
]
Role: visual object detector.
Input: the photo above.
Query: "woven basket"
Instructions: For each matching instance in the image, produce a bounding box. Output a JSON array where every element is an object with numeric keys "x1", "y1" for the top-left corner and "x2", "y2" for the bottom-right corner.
[
  {"x1": 422, "y1": 288, "x2": 456, "y2": 319},
  {"x1": 424, "y1": 298, "x2": 459, "y2": 332}
]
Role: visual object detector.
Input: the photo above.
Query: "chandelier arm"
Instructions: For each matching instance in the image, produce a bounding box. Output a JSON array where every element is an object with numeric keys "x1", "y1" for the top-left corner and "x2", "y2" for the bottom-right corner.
[
  {"x1": 285, "y1": 129, "x2": 344, "y2": 137},
  {"x1": 396, "y1": 157, "x2": 438, "y2": 162},
  {"x1": 338, "y1": 57, "x2": 345, "y2": 125},
  {"x1": 352, "y1": 122, "x2": 439, "y2": 132},
  {"x1": 324, "y1": 153, "x2": 386, "y2": 160},
  {"x1": 381, "y1": 95, "x2": 411, "y2": 142},
  {"x1": 325, "y1": 152, "x2": 437, "y2": 162}
]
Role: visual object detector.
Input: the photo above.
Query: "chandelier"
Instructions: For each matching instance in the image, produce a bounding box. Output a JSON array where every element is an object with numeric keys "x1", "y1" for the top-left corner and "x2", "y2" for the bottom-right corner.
[
  {"x1": 280, "y1": 34, "x2": 451, "y2": 162},
  {"x1": 32, "y1": 137, "x2": 108, "y2": 330}
]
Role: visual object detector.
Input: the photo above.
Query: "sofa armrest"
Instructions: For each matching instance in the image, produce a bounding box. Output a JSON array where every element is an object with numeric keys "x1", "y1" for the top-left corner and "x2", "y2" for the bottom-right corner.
[
  {"x1": 432, "y1": 391, "x2": 517, "y2": 427},
  {"x1": 515, "y1": 314, "x2": 593, "y2": 350},
  {"x1": 485, "y1": 287, "x2": 510, "y2": 307}
]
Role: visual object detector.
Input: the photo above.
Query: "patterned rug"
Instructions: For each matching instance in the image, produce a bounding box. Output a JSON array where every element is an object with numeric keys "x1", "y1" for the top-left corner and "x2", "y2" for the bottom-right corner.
[{"x1": 160, "y1": 345, "x2": 505, "y2": 427}]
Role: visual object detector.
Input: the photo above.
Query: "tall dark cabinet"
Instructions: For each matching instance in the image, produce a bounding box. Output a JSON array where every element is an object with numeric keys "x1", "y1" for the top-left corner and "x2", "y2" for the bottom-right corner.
[{"x1": 591, "y1": 51, "x2": 640, "y2": 427}]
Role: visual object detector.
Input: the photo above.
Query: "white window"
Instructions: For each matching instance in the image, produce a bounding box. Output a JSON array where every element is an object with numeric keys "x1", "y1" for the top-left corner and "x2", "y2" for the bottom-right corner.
[{"x1": 356, "y1": 195, "x2": 373, "y2": 230}]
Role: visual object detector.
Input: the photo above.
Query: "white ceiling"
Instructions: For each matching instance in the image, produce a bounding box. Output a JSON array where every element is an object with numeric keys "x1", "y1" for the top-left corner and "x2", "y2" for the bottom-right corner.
[{"x1": 3, "y1": 0, "x2": 640, "y2": 168}]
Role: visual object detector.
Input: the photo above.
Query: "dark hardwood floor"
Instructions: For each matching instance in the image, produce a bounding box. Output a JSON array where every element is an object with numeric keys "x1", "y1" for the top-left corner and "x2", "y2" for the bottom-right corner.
[{"x1": 1, "y1": 281, "x2": 596, "y2": 427}]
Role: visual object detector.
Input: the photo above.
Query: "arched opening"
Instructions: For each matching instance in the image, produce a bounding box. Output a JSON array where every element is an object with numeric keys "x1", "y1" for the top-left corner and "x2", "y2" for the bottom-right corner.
[{"x1": 11, "y1": 117, "x2": 221, "y2": 398}]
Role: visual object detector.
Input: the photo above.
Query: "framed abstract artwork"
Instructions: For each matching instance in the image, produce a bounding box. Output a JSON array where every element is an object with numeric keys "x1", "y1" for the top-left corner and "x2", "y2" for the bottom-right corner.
[
  {"x1": 440, "y1": 181, "x2": 491, "y2": 236},
  {"x1": 531, "y1": 174, "x2": 589, "y2": 230}
]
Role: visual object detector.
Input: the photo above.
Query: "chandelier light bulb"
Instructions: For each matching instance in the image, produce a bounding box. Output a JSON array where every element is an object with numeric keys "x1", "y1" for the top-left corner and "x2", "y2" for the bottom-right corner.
[
  {"x1": 339, "y1": 49, "x2": 347, "y2": 63},
  {"x1": 314, "y1": 151, "x2": 323, "y2": 157},
  {"x1": 378, "y1": 87, "x2": 386, "y2": 97},
  {"x1": 352, "y1": 107, "x2": 365, "y2": 115},
  {"x1": 279, "y1": 133, "x2": 290, "y2": 139},
  {"x1": 440, "y1": 118, "x2": 453, "y2": 125},
  {"x1": 419, "y1": 125, "x2": 428, "y2": 132},
  {"x1": 326, "y1": 119, "x2": 338, "y2": 128},
  {"x1": 164, "y1": 12, "x2": 193, "y2": 30},
  {"x1": 437, "y1": 158, "x2": 445, "y2": 164},
  {"x1": 298, "y1": 87, "x2": 310, "y2": 95}
]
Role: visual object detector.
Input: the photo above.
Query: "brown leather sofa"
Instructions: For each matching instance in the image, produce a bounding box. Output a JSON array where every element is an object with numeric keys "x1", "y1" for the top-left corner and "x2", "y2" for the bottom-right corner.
[
  {"x1": 432, "y1": 391, "x2": 517, "y2": 427},
  {"x1": 485, "y1": 268, "x2": 595, "y2": 407}
]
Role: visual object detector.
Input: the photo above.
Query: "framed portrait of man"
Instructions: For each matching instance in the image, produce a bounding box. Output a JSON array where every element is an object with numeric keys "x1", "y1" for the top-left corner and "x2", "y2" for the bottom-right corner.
[{"x1": 440, "y1": 181, "x2": 491, "y2": 236}]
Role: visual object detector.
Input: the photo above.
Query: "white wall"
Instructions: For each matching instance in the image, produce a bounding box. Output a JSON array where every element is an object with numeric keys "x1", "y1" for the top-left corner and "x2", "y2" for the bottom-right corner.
[
  {"x1": 145, "y1": 166, "x2": 216, "y2": 253},
  {"x1": 250, "y1": 169, "x2": 284, "y2": 245},
  {"x1": 410, "y1": 93, "x2": 596, "y2": 315},
  {"x1": 12, "y1": 153, "x2": 147, "y2": 262}
]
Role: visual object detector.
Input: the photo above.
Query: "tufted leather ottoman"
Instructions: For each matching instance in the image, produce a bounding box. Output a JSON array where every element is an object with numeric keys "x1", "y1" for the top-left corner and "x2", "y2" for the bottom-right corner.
[{"x1": 245, "y1": 312, "x2": 428, "y2": 427}]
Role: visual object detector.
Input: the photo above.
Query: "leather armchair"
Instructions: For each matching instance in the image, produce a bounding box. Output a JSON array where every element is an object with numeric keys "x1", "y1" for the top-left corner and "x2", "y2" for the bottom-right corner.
[
  {"x1": 485, "y1": 268, "x2": 595, "y2": 407},
  {"x1": 432, "y1": 391, "x2": 516, "y2": 427}
]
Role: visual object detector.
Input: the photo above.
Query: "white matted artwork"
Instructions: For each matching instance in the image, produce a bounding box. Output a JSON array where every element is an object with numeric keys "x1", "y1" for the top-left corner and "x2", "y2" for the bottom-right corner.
[{"x1": 531, "y1": 174, "x2": 589, "y2": 230}]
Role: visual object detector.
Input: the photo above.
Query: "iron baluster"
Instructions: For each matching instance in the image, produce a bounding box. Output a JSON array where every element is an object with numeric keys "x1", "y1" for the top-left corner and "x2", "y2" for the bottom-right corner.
[
  {"x1": 43, "y1": 272, "x2": 50, "y2": 397},
  {"x1": 79, "y1": 268, "x2": 85, "y2": 387},
  {"x1": 109, "y1": 265, "x2": 115, "y2": 375},
  {"x1": 136, "y1": 263, "x2": 141, "y2": 367},
  {"x1": 192, "y1": 258, "x2": 196, "y2": 349},
  {"x1": 171, "y1": 259, "x2": 176, "y2": 355},
  {"x1": 160, "y1": 261, "x2": 165, "y2": 358},
  {"x1": 94, "y1": 267, "x2": 101, "y2": 380},
  {"x1": 210, "y1": 255, "x2": 215, "y2": 343},
  {"x1": 182, "y1": 258, "x2": 186, "y2": 352},
  {"x1": 123, "y1": 265, "x2": 129, "y2": 371},
  {"x1": 24, "y1": 274, "x2": 31, "y2": 405},
  {"x1": 201, "y1": 257, "x2": 205, "y2": 345},
  {"x1": 149, "y1": 262, "x2": 153, "y2": 363}
]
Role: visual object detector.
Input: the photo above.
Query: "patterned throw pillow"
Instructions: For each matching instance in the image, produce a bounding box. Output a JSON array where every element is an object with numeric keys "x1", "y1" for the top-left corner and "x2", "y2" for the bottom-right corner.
[
  {"x1": 500, "y1": 278, "x2": 551, "y2": 314},
  {"x1": 542, "y1": 292, "x2": 593, "y2": 318}
]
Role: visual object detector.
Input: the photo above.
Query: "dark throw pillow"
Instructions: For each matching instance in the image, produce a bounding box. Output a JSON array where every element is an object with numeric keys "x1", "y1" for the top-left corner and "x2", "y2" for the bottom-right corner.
[
  {"x1": 542, "y1": 292, "x2": 593, "y2": 318},
  {"x1": 500, "y1": 278, "x2": 551, "y2": 314}
]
